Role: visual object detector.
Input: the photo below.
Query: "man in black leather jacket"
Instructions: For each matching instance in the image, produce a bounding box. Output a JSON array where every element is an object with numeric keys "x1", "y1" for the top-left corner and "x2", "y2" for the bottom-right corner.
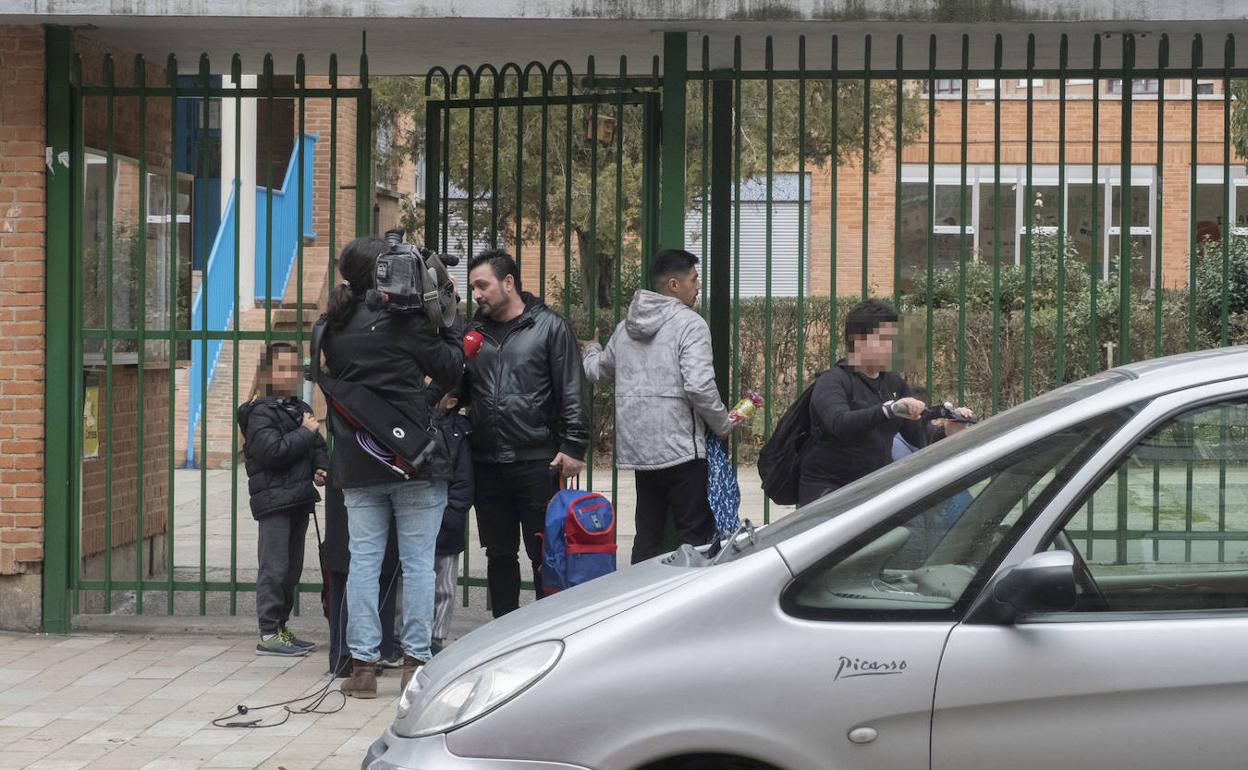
[{"x1": 464, "y1": 249, "x2": 589, "y2": 616}]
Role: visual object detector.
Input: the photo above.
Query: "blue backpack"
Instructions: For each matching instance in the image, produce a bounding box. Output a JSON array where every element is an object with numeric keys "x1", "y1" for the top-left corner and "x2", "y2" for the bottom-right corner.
[{"x1": 541, "y1": 489, "x2": 616, "y2": 594}]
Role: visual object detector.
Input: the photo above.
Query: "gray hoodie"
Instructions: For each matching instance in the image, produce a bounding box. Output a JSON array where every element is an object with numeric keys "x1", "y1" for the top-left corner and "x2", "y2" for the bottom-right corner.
[{"x1": 583, "y1": 290, "x2": 732, "y2": 471}]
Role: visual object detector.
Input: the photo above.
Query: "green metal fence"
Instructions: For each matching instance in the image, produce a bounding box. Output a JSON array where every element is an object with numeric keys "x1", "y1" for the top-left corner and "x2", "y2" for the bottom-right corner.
[{"x1": 47, "y1": 30, "x2": 1248, "y2": 628}]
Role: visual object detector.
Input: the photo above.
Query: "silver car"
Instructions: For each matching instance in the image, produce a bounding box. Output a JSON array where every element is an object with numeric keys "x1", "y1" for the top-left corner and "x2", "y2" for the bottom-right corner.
[{"x1": 365, "y1": 347, "x2": 1248, "y2": 770}]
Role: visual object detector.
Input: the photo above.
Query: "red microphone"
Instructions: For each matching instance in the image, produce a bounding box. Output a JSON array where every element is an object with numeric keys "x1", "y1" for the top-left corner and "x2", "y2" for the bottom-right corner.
[{"x1": 463, "y1": 331, "x2": 484, "y2": 359}]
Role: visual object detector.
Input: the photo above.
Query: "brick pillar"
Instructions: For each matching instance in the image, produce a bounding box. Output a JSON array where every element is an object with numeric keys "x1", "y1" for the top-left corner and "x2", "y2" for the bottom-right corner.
[{"x1": 0, "y1": 25, "x2": 48, "y2": 629}]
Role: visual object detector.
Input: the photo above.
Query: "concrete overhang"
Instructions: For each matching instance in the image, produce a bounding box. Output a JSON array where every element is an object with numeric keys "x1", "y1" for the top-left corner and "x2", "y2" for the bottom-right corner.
[{"x1": 3, "y1": 1, "x2": 1248, "y2": 74}]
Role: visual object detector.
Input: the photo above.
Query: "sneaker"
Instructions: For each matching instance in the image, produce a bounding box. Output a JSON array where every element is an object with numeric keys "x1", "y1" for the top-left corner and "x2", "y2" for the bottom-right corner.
[
  {"x1": 377, "y1": 655, "x2": 403, "y2": 669},
  {"x1": 278, "y1": 628, "x2": 317, "y2": 651},
  {"x1": 256, "y1": 634, "x2": 309, "y2": 657},
  {"x1": 431, "y1": 639, "x2": 445, "y2": 656}
]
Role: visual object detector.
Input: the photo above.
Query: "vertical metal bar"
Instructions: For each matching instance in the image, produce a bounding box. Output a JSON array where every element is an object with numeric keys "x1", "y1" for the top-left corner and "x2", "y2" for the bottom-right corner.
[
  {"x1": 70, "y1": 52, "x2": 85, "y2": 619},
  {"x1": 1024, "y1": 35, "x2": 1035, "y2": 399},
  {"x1": 925, "y1": 35, "x2": 936, "y2": 393},
  {"x1": 893, "y1": 35, "x2": 903, "y2": 310},
  {"x1": 587, "y1": 60, "x2": 599, "y2": 492},
  {"x1": 514, "y1": 71, "x2": 525, "y2": 266},
  {"x1": 731, "y1": 36, "x2": 742, "y2": 469},
  {"x1": 797, "y1": 37, "x2": 807, "y2": 394},
  {"x1": 1222, "y1": 35, "x2": 1234, "y2": 346},
  {"x1": 661, "y1": 31, "x2": 688, "y2": 249},
  {"x1": 198, "y1": 54, "x2": 211, "y2": 615},
  {"x1": 1189, "y1": 37, "x2": 1201, "y2": 352},
  {"x1": 1090, "y1": 36, "x2": 1101, "y2": 374},
  {"x1": 424, "y1": 103, "x2": 442, "y2": 253},
  {"x1": 1056, "y1": 35, "x2": 1068, "y2": 386},
  {"x1": 701, "y1": 38, "x2": 710, "y2": 319},
  {"x1": 490, "y1": 72, "x2": 501, "y2": 249},
  {"x1": 329, "y1": 56, "x2": 339, "y2": 291},
  {"x1": 957, "y1": 35, "x2": 969, "y2": 403},
  {"x1": 1120, "y1": 34, "x2": 1134, "y2": 364},
  {"x1": 442, "y1": 85, "x2": 451, "y2": 257},
  {"x1": 610, "y1": 57, "x2": 627, "y2": 516},
  {"x1": 539, "y1": 67, "x2": 549, "y2": 300},
  {"x1": 710, "y1": 70, "x2": 733, "y2": 399},
  {"x1": 264, "y1": 55, "x2": 274, "y2": 339},
  {"x1": 862, "y1": 34, "x2": 872, "y2": 300},
  {"x1": 356, "y1": 45, "x2": 372, "y2": 236},
  {"x1": 43, "y1": 26, "x2": 75, "y2": 632},
  {"x1": 134, "y1": 54, "x2": 148, "y2": 615},
  {"x1": 166, "y1": 54, "x2": 178, "y2": 615},
  {"x1": 103, "y1": 54, "x2": 116, "y2": 613},
  {"x1": 230, "y1": 54, "x2": 242, "y2": 615},
  {"x1": 1155, "y1": 36, "x2": 1168, "y2": 359},
  {"x1": 763, "y1": 37, "x2": 774, "y2": 526},
  {"x1": 466, "y1": 75, "x2": 477, "y2": 286},
  {"x1": 830, "y1": 36, "x2": 839, "y2": 364},
  {"x1": 563, "y1": 69, "x2": 573, "y2": 314},
  {"x1": 991, "y1": 36, "x2": 1002, "y2": 413}
]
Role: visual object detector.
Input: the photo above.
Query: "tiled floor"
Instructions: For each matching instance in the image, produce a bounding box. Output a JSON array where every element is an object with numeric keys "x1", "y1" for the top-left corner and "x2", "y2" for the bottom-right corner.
[{"x1": 0, "y1": 632, "x2": 402, "y2": 770}]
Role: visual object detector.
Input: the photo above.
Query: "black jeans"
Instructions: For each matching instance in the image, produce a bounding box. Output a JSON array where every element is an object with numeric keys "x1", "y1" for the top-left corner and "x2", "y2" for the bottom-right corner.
[
  {"x1": 632, "y1": 459, "x2": 714, "y2": 565},
  {"x1": 327, "y1": 569, "x2": 399, "y2": 675},
  {"x1": 474, "y1": 460, "x2": 555, "y2": 618},
  {"x1": 256, "y1": 510, "x2": 310, "y2": 636}
]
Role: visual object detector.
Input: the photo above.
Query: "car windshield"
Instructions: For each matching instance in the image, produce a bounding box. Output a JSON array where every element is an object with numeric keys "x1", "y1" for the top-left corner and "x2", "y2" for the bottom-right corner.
[{"x1": 737, "y1": 369, "x2": 1134, "y2": 557}]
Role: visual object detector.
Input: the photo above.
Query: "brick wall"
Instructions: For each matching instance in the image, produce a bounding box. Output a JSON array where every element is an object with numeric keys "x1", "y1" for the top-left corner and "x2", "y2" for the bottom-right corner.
[
  {"x1": 0, "y1": 26, "x2": 48, "y2": 577},
  {"x1": 80, "y1": 367, "x2": 170, "y2": 557}
]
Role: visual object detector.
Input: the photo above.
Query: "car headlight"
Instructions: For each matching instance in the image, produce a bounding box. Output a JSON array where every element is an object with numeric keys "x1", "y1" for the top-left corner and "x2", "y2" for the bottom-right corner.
[{"x1": 397, "y1": 641, "x2": 564, "y2": 738}]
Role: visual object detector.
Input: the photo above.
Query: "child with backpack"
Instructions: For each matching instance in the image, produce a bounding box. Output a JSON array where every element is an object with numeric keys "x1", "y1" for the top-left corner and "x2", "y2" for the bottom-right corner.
[
  {"x1": 238, "y1": 342, "x2": 329, "y2": 657},
  {"x1": 432, "y1": 387, "x2": 473, "y2": 654}
]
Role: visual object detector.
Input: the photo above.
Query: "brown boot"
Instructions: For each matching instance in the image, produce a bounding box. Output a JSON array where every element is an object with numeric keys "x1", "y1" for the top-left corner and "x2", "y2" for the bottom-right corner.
[
  {"x1": 400, "y1": 655, "x2": 424, "y2": 691},
  {"x1": 339, "y1": 658, "x2": 377, "y2": 699}
]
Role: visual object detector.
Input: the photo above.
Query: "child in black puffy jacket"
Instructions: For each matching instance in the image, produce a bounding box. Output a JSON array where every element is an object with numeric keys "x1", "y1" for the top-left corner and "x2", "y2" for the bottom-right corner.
[
  {"x1": 431, "y1": 386, "x2": 473, "y2": 655},
  {"x1": 238, "y1": 342, "x2": 329, "y2": 657}
]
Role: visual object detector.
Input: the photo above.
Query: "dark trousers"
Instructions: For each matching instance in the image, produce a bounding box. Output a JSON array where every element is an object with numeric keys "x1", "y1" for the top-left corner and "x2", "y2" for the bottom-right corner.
[
  {"x1": 327, "y1": 569, "x2": 399, "y2": 676},
  {"x1": 632, "y1": 459, "x2": 714, "y2": 565},
  {"x1": 474, "y1": 460, "x2": 553, "y2": 618},
  {"x1": 256, "y1": 510, "x2": 310, "y2": 635}
]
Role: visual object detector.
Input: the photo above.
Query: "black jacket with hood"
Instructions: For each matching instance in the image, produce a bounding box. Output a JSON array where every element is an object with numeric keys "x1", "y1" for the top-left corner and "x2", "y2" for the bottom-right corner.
[
  {"x1": 798, "y1": 359, "x2": 925, "y2": 492},
  {"x1": 436, "y1": 410, "x2": 473, "y2": 556},
  {"x1": 464, "y1": 293, "x2": 589, "y2": 464},
  {"x1": 238, "y1": 395, "x2": 329, "y2": 519},
  {"x1": 320, "y1": 301, "x2": 464, "y2": 489}
]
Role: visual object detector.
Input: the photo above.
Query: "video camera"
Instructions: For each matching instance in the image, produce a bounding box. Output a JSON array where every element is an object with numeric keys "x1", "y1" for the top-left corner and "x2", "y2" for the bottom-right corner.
[{"x1": 365, "y1": 228, "x2": 460, "y2": 329}]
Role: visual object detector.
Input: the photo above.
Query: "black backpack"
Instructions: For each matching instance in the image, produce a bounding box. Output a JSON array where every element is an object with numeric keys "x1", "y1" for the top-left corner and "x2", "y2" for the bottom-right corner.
[{"x1": 757, "y1": 372, "x2": 824, "y2": 506}]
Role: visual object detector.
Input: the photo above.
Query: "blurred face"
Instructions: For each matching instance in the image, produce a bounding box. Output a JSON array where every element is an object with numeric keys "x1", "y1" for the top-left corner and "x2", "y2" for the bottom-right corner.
[
  {"x1": 659, "y1": 267, "x2": 700, "y2": 308},
  {"x1": 469, "y1": 264, "x2": 517, "y2": 320},
  {"x1": 849, "y1": 321, "x2": 897, "y2": 371},
  {"x1": 268, "y1": 349, "x2": 302, "y2": 395}
]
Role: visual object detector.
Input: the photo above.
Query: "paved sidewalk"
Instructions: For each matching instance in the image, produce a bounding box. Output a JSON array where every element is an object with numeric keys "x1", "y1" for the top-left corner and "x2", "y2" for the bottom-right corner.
[{"x1": 0, "y1": 631, "x2": 400, "y2": 770}]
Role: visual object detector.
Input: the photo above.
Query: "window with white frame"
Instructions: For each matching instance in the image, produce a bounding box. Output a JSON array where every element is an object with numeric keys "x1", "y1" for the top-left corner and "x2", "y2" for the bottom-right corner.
[
  {"x1": 901, "y1": 164, "x2": 1157, "y2": 287},
  {"x1": 1192, "y1": 166, "x2": 1248, "y2": 253}
]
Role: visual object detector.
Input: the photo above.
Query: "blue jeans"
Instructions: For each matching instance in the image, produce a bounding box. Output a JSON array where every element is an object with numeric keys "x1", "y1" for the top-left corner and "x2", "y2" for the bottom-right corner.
[{"x1": 343, "y1": 480, "x2": 446, "y2": 663}]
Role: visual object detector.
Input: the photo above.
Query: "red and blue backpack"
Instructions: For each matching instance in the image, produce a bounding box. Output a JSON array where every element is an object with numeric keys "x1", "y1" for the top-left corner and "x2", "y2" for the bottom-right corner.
[{"x1": 541, "y1": 488, "x2": 616, "y2": 594}]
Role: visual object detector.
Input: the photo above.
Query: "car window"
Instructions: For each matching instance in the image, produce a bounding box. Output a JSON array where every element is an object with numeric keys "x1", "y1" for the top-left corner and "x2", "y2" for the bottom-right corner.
[
  {"x1": 783, "y1": 411, "x2": 1133, "y2": 620},
  {"x1": 746, "y1": 370, "x2": 1134, "y2": 556},
  {"x1": 1048, "y1": 398, "x2": 1248, "y2": 614}
]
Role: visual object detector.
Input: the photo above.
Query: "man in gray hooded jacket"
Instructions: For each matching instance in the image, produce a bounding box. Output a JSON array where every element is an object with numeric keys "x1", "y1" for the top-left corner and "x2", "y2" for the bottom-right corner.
[{"x1": 582, "y1": 249, "x2": 733, "y2": 564}]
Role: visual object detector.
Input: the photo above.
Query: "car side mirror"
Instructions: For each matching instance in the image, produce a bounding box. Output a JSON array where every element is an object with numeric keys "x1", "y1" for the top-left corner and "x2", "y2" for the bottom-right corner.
[{"x1": 966, "y1": 551, "x2": 1077, "y2": 624}]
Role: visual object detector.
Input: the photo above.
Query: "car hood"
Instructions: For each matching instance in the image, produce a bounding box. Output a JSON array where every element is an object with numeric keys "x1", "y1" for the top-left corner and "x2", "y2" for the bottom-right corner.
[{"x1": 399, "y1": 560, "x2": 707, "y2": 721}]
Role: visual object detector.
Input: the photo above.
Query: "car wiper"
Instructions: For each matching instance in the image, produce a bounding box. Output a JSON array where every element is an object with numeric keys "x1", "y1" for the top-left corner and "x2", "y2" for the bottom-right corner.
[{"x1": 709, "y1": 518, "x2": 757, "y2": 565}]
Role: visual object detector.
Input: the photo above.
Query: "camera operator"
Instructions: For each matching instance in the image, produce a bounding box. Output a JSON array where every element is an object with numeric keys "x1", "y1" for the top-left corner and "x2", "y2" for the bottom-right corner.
[
  {"x1": 464, "y1": 249, "x2": 589, "y2": 617},
  {"x1": 320, "y1": 236, "x2": 463, "y2": 699},
  {"x1": 797, "y1": 299, "x2": 972, "y2": 507}
]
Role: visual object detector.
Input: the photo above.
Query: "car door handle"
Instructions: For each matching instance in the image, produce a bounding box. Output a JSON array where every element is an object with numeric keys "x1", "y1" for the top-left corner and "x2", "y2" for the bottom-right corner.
[{"x1": 848, "y1": 727, "x2": 878, "y2": 744}]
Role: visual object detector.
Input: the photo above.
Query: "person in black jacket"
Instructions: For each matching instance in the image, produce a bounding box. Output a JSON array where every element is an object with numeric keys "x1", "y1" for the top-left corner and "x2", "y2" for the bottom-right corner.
[
  {"x1": 464, "y1": 249, "x2": 589, "y2": 616},
  {"x1": 238, "y1": 342, "x2": 329, "y2": 657},
  {"x1": 798, "y1": 300, "x2": 933, "y2": 506},
  {"x1": 320, "y1": 236, "x2": 464, "y2": 698},
  {"x1": 431, "y1": 387, "x2": 472, "y2": 654}
]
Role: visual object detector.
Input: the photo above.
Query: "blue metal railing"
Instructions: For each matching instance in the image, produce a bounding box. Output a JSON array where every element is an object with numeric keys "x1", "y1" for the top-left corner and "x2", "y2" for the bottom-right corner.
[
  {"x1": 185, "y1": 133, "x2": 317, "y2": 467},
  {"x1": 255, "y1": 134, "x2": 317, "y2": 301}
]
